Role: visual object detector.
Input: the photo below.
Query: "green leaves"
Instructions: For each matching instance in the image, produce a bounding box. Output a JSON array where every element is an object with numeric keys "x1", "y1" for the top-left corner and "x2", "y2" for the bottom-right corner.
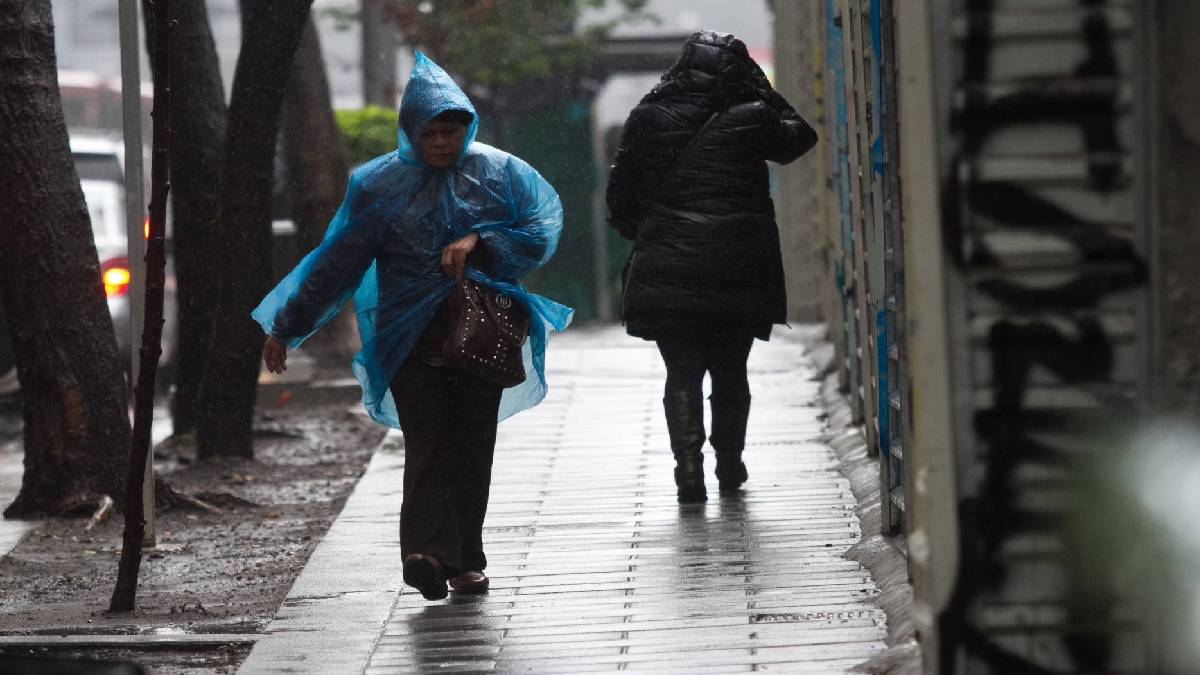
[
  {"x1": 379, "y1": 0, "x2": 653, "y2": 89},
  {"x1": 331, "y1": 0, "x2": 655, "y2": 159},
  {"x1": 335, "y1": 106, "x2": 400, "y2": 164}
]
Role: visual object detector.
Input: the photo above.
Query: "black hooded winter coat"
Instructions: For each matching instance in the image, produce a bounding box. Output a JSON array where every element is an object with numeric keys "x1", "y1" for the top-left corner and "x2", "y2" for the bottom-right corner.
[{"x1": 607, "y1": 31, "x2": 818, "y2": 340}]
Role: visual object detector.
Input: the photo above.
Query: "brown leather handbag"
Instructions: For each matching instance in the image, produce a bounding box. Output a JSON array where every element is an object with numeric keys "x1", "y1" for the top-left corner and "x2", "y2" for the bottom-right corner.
[{"x1": 442, "y1": 278, "x2": 531, "y2": 388}]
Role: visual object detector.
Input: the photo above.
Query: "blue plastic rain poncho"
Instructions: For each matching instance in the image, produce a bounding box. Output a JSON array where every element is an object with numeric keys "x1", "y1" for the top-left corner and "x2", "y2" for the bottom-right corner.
[{"x1": 253, "y1": 53, "x2": 573, "y2": 428}]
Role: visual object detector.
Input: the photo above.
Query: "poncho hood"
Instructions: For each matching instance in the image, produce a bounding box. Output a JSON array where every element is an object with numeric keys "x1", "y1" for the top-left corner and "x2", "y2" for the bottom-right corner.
[{"x1": 397, "y1": 51, "x2": 480, "y2": 166}]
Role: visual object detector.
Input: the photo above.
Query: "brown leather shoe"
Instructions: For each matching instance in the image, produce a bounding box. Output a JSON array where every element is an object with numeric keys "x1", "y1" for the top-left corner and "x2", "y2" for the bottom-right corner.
[
  {"x1": 403, "y1": 554, "x2": 448, "y2": 600},
  {"x1": 449, "y1": 571, "x2": 489, "y2": 594}
]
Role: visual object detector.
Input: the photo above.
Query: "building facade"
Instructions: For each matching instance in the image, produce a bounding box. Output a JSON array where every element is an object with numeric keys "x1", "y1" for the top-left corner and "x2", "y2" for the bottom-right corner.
[{"x1": 773, "y1": 1, "x2": 1200, "y2": 672}]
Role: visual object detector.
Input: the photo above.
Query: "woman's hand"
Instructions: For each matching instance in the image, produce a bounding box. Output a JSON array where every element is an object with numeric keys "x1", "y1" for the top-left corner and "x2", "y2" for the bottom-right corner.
[
  {"x1": 441, "y1": 232, "x2": 480, "y2": 280},
  {"x1": 263, "y1": 336, "x2": 288, "y2": 374}
]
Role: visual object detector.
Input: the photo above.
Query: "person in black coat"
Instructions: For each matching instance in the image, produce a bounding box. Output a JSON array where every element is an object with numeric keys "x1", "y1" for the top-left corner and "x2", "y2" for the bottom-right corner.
[{"x1": 607, "y1": 30, "x2": 818, "y2": 503}]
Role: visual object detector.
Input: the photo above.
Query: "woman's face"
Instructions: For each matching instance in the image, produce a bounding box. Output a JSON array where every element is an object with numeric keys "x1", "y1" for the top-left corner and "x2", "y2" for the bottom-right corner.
[{"x1": 418, "y1": 119, "x2": 468, "y2": 169}]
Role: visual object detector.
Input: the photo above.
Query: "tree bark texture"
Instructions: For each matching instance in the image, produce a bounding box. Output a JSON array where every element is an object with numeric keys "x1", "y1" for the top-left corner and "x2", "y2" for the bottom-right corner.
[
  {"x1": 0, "y1": 0, "x2": 131, "y2": 517},
  {"x1": 282, "y1": 15, "x2": 357, "y2": 365},
  {"x1": 112, "y1": 0, "x2": 172, "y2": 613},
  {"x1": 144, "y1": 0, "x2": 227, "y2": 436},
  {"x1": 361, "y1": 0, "x2": 398, "y2": 108},
  {"x1": 194, "y1": 0, "x2": 315, "y2": 460}
]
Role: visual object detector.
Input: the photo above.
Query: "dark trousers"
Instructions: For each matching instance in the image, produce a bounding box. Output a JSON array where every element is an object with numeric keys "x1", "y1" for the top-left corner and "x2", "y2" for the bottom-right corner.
[
  {"x1": 656, "y1": 333, "x2": 754, "y2": 403},
  {"x1": 389, "y1": 357, "x2": 502, "y2": 576}
]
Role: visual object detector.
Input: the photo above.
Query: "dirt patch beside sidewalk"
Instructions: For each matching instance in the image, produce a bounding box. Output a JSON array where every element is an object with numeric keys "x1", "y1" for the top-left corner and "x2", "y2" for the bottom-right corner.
[{"x1": 0, "y1": 404, "x2": 387, "y2": 674}]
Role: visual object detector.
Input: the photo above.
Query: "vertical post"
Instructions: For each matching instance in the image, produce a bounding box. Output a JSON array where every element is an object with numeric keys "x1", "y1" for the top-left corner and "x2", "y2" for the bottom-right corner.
[
  {"x1": 770, "y1": 0, "x2": 828, "y2": 324},
  {"x1": 591, "y1": 183, "x2": 612, "y2": 322},
  {"x1": 895, "y1": 0, "x2": 958, "y2": 670},
  {"x1": 1152, "y1": 2, "x2": 1200, "y2": 411},
  {"x1": 838, "y1": 0, "x2": 877, "y2": 440},
  {"x1": 117, "y1": 0, "x2": 154, "y2": 548},
  {"x1": 361, "y1": 0, "x2": 398, "y2": 107},
  {"x1": 591, "y1": 105, "x2": 612, "y2": 322}
]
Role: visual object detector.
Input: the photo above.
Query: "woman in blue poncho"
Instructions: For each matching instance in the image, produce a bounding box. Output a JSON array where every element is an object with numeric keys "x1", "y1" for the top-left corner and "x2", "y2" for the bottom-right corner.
[{"x1": 254, "y1": 53, "x2": 572, "y2": 601}]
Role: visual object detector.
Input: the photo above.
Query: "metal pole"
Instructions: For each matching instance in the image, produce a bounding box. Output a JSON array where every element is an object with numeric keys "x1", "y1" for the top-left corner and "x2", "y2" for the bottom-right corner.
[
  {"x1": 117, "y1": 0, "x2": 155, "y2": 548},
  {"x1": 591, "y1": 178, "x2": 612, "y2": 322},
  {"x1": 590, "y1": 104, "x2": 612, "y2": 322},
  {"x1": 895, "y1": 0, "x2": 958, "y2": 669}
]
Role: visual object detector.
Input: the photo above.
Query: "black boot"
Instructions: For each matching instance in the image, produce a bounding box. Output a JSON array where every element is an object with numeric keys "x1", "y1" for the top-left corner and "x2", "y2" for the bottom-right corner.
[
  {"x1": 710, "y1": 393, "x2": 750, "y2": 494},
  {"x1": 664, "y1": 391, "x2": 706, "y2": 503}
]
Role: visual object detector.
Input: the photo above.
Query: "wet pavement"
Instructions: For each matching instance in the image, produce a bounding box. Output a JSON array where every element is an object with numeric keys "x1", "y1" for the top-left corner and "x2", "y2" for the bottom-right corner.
[
  {"x1": 1, "y1": 406, "x2": 36, "y2": 558},
  {"x1": 0, "y1": 444, "x2": 36, "y2": 560},
  {"x1": 243, "y1": 325, "x2": 888, "y2": 674}
]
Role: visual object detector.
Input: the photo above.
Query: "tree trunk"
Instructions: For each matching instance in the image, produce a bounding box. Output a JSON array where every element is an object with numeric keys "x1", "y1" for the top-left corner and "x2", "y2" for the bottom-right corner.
[
  {"x1": 155, "y1": 0, "x2": 226, "y2": 437},
  {"x1": 0, "y1": 0, "x2": 131, "y2": 517},
  {"x1": 112, "y1": 0, "x2": 171, "y2": 613},
  {"x1": 361, "y1": 0, "x2": 398, "y2": 108},
  {"x1": 282, "y1": 16, "x2": 357, "y2": 365},
  {"x1": 193, "y1": 0, "x2": 315, "y2": 460}
]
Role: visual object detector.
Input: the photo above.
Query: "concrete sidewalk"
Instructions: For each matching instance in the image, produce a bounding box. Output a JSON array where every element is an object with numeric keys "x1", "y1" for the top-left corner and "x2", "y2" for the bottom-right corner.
[
  {"x1": 240, "y1": 325, "x2": 888, "y2": 674},
  {"x1": 0, "y1": 445, "x2": 37, "y2": 561}
]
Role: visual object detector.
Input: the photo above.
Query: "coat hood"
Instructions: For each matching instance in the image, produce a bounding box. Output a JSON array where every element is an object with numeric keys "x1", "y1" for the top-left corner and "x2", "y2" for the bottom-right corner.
[
  {"x1": 646, "y1": 30, "x2": 764, "y2": 104},
  {"x1": 397, "y1": 52, "x2": 479, "y2": 166}
]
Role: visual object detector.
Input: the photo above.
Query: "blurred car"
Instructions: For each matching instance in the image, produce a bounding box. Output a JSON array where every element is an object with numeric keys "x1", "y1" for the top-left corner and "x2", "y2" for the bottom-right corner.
[{"x1": 0, "y1": 134, "x2": 176, "y2": 400}]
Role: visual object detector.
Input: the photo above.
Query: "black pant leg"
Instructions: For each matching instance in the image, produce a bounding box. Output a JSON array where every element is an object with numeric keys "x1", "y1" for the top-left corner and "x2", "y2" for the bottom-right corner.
[
  {"x1": 446, "y1": 372, "x2": 503, "y2": 573},
  {"x1": 655, "y1": 335, "x2": 708, "y2": 479},
  {"x1": 391, "y1": 358, "x2": 461, "y2": 569},
  {"x1": 391, "y1": 358, "x2": 503, "y2": 576},
  {"x1": 705, "y1": 334, "x2": 754, "y2": 401},
  {"x1": 656, "y1": 336, "x2": 707, "y2": 399},
  {"x1": 704, "y1": 334, "x2": 755, "y2": 454}
]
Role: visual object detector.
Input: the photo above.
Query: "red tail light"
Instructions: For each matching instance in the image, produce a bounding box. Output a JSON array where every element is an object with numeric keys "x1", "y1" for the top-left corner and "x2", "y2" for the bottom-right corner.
[{"x1": 101, "y1": 258, "x2": 130, "y2": 297}]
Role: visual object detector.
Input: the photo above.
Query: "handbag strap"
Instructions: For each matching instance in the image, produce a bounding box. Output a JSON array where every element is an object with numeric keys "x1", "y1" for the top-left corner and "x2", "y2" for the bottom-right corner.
[
  {"x1": 621, "y1": 108, "x2": 721, "y2": 258},
  {"x1": 661, "y1": 110, "x2": 722, "y2": 183}
]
